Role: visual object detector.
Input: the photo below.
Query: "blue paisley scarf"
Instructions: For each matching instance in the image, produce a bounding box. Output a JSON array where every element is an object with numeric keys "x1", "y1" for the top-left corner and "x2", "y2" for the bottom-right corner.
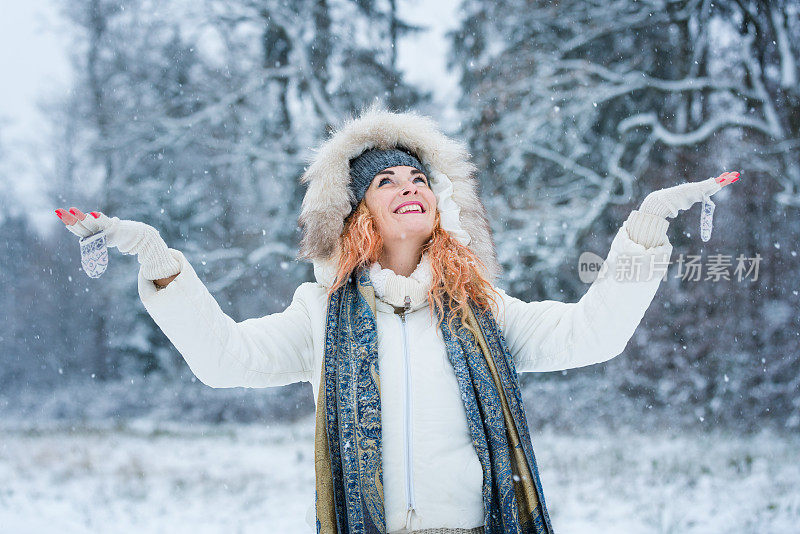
[{"x1": 314, "y1": 269, "x2": 553, "y2": 534}]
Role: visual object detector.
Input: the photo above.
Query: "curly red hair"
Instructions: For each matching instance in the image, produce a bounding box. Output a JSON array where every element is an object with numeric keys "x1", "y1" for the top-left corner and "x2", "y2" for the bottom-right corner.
[{"x1": 328, "y1": 202, "x2": 501, "y2": 333}]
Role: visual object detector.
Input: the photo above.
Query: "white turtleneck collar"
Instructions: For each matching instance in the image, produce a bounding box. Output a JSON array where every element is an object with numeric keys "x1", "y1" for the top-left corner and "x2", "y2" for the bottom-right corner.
[{"x1": 369, "y1": 252, "x2": 432, "y2": 310}]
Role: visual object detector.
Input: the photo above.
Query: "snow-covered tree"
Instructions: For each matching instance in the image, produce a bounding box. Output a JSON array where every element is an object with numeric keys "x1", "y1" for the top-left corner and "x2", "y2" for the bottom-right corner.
[
  {"x1": 452, "y1": 0, "x2": 800, "y2": 428},
  {"x1": 453, "y1": 0, "x2": 799, "y2": 291},
  {"x1": 0, "y1": 123, "x2": 79, "y2": 390}
]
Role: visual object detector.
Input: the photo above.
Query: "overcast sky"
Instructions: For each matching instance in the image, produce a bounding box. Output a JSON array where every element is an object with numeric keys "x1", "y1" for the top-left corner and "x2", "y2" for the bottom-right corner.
[{"x1": 0, "y1": 0, "x2": 72, "y2": 144}]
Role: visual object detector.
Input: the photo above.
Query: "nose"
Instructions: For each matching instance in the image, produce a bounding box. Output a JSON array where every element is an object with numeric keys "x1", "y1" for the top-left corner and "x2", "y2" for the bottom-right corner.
[{"x1": 401, "y1": 179, "x2": 419, "y2": 196}]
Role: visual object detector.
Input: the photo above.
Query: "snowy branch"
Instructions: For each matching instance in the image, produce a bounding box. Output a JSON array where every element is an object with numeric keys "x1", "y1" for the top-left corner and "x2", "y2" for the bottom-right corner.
[
  {"x1": 770, "y1": 7, "x2": 798, "y2": 89},
  {"x1": 618, "y1": 112, "x2": 777, "y2": 146},
  {"x1": 740, "y1": 26, "x2": 785, "y2": 139},
  {"x1": 525, "y1": 143, "x2": 605, "y2": 187},
  {"x1": 551, "y1": 59, "x2": 754, "y2": 97},
  {"x1": 259, "y1": 8, "x2": 338, "y2": 125}
]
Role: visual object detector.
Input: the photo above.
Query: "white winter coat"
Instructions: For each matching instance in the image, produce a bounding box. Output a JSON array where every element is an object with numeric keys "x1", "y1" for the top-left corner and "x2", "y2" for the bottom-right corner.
[{"x1": 137, "y1": 213, "x2": 672, "y2": 533}]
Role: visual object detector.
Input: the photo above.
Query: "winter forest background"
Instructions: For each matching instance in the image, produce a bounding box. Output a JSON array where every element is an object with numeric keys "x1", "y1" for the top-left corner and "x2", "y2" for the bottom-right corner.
[{"x1": 1, "y1": 0, "x2": 799, "y2": 532}]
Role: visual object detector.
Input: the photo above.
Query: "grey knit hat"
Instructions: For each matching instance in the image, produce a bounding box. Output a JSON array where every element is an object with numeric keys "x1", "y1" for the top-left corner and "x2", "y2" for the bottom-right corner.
[{"x1": 348, "y1": 148, "x2": 427, "y2": 213}]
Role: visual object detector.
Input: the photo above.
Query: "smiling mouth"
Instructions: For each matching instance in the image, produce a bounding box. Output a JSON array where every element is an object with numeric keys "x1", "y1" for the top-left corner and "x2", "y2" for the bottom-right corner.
[{"x1": 394, "y1": 201, "x2": 426, "y2": 214}]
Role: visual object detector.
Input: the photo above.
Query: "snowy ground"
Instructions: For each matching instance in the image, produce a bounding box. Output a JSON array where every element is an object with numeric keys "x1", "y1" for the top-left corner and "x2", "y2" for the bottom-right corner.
[{"x1": 1, "y1": 417, "x2": 798, "y2": 533}]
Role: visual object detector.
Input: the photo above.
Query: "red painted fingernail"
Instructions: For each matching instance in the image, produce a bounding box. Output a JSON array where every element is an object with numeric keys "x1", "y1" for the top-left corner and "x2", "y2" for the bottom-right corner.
[
  {"x1": 55, "y1": 210, "x2": 63, "y2": 219},
  {"x1": 91, "y1": 212, "x2": 100, "y2": 218},
  {"x1": 68, "y1": 208, "x2": 76, "y2": 215}
]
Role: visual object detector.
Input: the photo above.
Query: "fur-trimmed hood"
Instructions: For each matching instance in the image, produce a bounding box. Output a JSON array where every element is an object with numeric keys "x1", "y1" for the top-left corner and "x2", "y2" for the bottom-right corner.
[{"x1": 297, "y1": 106, "x2": 500, "y2": 285}]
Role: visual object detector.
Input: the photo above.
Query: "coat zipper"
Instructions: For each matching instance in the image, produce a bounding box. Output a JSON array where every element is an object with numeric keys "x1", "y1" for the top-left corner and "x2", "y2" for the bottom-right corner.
[{"x1": 397, "y1": 295, "x2": 416, "y2": 526}]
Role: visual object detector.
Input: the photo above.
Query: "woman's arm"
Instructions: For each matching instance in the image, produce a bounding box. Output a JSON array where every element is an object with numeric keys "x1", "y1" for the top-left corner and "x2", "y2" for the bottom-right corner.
[
  {"x1": 55, "y1": 207, "x2": 316, "y2": 388},
  {"x1": 496, "y1": 211, "x2": 673, "y2": 372},
  {"x1": 496, "y1": 171, "x2": 739, "y2": 372},
  {"x1": 138, "y1": 249, "x2": 316, "y2": 388}
]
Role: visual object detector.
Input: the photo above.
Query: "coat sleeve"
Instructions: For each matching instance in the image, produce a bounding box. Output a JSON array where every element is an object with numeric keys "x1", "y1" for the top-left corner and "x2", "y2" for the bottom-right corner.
[
  {"x1": 137, "y1": 249, "x2": 315, "y2": 388},
  {"x1": 494, "y1": 212, "x2": 673, "y2": 373}
]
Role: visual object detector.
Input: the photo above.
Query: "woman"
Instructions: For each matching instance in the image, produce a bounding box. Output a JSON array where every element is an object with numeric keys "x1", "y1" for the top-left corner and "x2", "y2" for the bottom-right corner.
[{"x1": 56, "y1": 107, "x2": 739, "y2": 534}]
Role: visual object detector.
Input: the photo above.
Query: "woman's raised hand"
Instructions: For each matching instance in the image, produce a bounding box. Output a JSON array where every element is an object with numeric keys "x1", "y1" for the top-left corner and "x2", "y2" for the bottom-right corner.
[
  {"x1": 56, "y1": 207, "x2": 116, "y2": 239},
  {"x1": 714, "y1": 171, "x2": 740, "y2": 188},
  {"x1": 55, "y1": 207, "x2": 181, "y2": 285},
  {"x1": 638, "y1": 171, "x2": 741, "y2": 219}
]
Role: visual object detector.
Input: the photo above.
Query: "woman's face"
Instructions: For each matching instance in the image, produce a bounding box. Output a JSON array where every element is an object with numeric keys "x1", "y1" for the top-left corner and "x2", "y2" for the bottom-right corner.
[{"x1": 364, "y1": 165, "x2": 437, "y2": 247}]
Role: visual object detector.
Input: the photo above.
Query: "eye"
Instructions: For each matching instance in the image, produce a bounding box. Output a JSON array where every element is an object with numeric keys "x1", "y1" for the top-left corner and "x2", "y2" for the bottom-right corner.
[
  {"x1": 378, "y1": 177, "x2": 392, "y2": 186},
  {"x1": 414, "y1": 176, "x2": 428, "y2": 185}
]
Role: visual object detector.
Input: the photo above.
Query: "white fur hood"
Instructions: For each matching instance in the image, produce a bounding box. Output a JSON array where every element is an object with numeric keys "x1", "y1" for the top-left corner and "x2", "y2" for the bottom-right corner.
[{"x1": 296, "y1": 105, "x2": 501, "y2": 286}]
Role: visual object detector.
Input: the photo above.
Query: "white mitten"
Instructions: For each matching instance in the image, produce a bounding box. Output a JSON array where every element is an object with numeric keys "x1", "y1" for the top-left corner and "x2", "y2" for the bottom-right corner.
[
  {"x1": 639, "y1": 176, "x2": 722, "y2": 219},
  {"x1": 624, "y1": 176, "x2": 724, "y2": 248},
  {"x1": 65, "y1": 212, "x2": 181, "y2": 281}
]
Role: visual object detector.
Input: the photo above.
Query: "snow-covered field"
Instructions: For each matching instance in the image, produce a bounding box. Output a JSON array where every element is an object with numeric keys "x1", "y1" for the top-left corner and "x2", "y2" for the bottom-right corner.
[{"x1": 1, "y1": 417, "x2": 798, "y2": 533}]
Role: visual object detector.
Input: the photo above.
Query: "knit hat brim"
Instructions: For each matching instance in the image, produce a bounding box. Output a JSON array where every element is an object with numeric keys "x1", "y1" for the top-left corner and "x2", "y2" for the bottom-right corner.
[{"x1": 347, "y1": 147, "x2": 428, "y2": 214}]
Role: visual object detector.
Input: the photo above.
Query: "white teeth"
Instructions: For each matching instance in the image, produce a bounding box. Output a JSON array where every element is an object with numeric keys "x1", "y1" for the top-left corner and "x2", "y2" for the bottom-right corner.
[{"x1": 396, "y1": 204, "x2": 423, "y2": 214}]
